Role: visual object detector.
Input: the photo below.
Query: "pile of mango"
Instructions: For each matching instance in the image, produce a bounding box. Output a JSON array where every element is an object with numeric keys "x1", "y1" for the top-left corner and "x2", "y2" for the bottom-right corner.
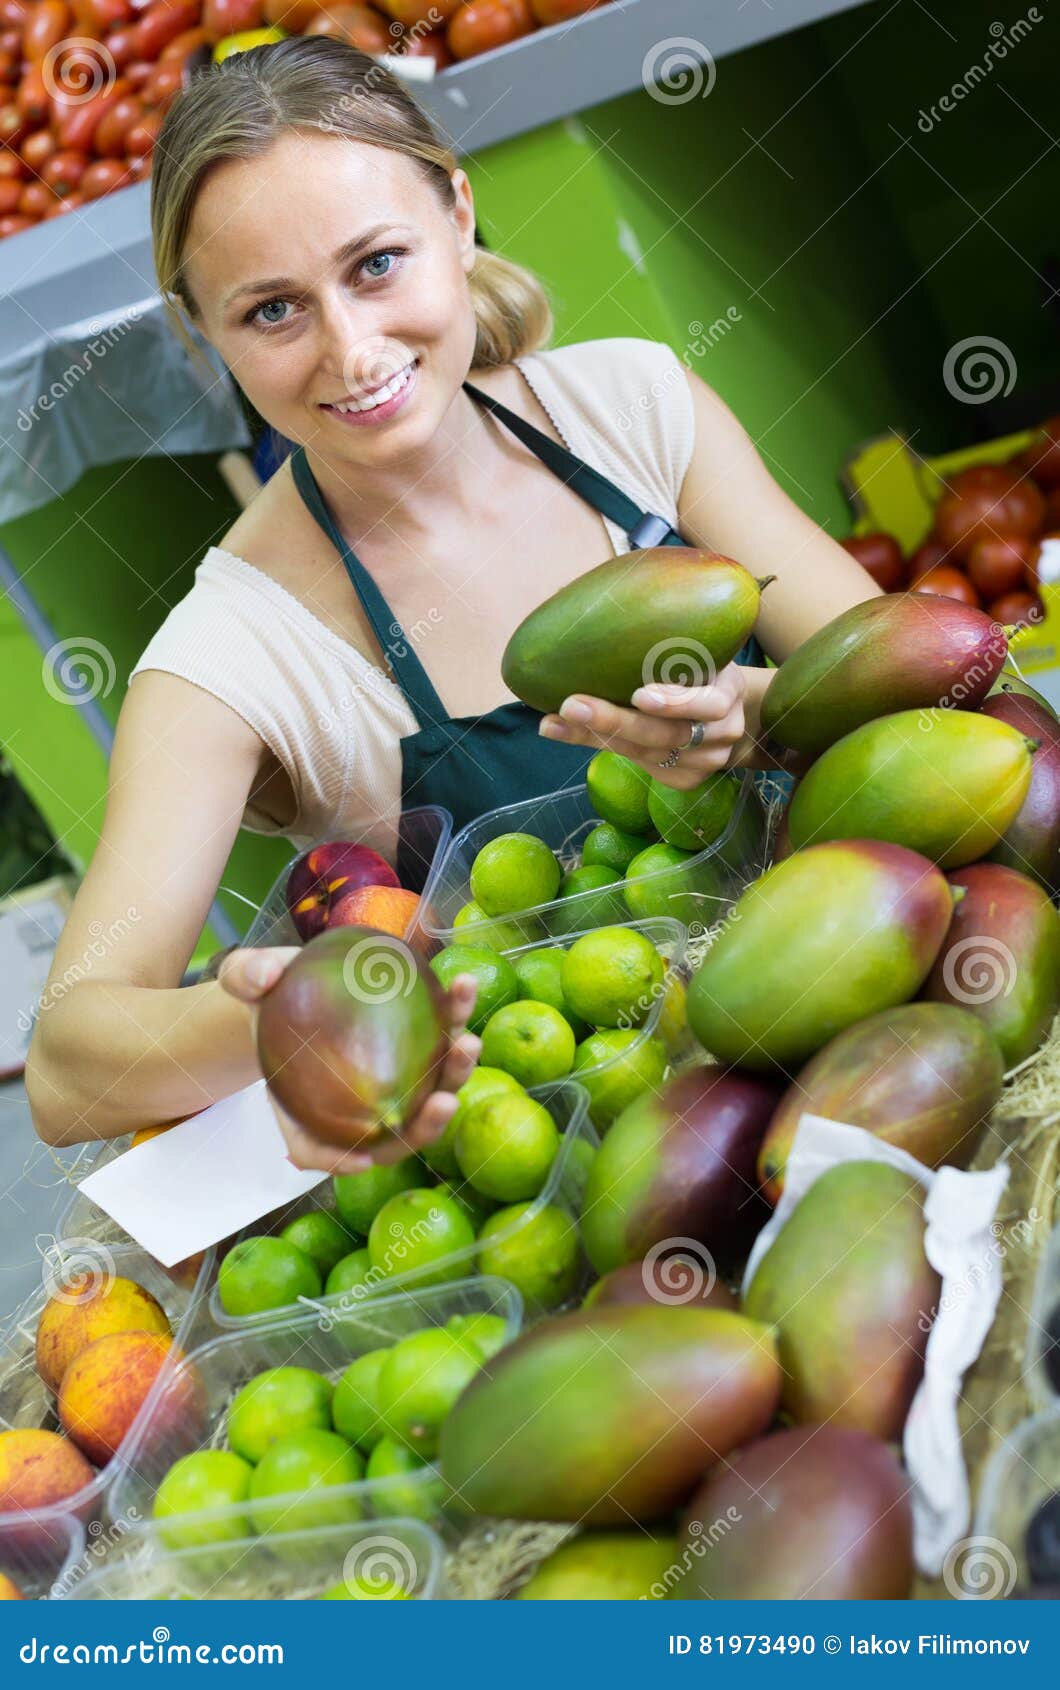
[{"x1": 436, "y1": 590, "x2": 1060, "y2": 1600}]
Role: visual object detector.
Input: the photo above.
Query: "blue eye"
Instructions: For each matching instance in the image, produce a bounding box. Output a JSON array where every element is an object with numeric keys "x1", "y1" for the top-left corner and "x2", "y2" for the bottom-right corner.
[
  {"x1": 363, "y1": 252, "x2": 394, "y2": 279},
  {"x1": 259, "y1": 300, "x2": 289, "y2": 323}
]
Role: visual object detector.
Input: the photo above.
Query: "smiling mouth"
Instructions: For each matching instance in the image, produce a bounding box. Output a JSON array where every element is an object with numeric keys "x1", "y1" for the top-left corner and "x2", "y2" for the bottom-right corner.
[{"x1": 321, "y1": 358, "x2": 419, "y2": 415}]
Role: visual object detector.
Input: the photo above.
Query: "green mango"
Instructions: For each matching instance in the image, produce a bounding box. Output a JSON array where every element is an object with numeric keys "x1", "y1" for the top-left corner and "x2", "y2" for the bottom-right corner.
[
  {"x1": 439, "y1": 1305, "x2": 780, "y2": 1525},
  {"x1": 921, "y1": 863, "x2": 1060, "y2": 1067},
  {"x1": 787, "y1": 709, "x2": 1035, "y2": 868},
  {"x1": 744, "y1": 1161, "x2": 940, "y2": 1439},
  {"x1": 675, "y1": 1426, "x2": 913, "y2": 1599},
  {"x1": 988, "y1": 667, "x2": 1059, "y2": 718},
  {"x1": 686, "y1": 840, "x2": 955, "y2": 1070},
  {"x1": 757, "y1": 1002, "x2": 1004, "y2": 1203},
  {"x1": 981, "y1": 692, "x2": 1060, "y2": 897},
  {"x1": 581, "y1": 1066, "x2": 782, "y2": 1276},
  {"x1": 502, "y1": 550, "x2": 765, "y2": 714},
  {"x1": 761, "y1": 594, "x2": 1008, "y2": 756},
  {"x1": 516, "y1": 1533, "x2": 678, "y2": 1599}
]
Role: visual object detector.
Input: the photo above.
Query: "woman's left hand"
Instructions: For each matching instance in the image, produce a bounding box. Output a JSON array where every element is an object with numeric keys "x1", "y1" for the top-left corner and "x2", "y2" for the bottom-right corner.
[{"x1": 539, "y1": 661, "x2": 748, "y2": 790}]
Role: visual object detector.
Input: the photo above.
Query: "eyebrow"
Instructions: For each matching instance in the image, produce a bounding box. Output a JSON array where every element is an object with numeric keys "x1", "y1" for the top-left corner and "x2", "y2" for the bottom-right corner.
[{"x1": 223, "y1": 223, "x2": 414, "y2": 309}]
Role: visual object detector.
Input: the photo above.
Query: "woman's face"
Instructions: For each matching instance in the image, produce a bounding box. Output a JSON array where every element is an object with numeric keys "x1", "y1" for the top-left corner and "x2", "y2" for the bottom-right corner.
[{"x1": 183, "y1": 130, "x2": 479, "y2": 463}]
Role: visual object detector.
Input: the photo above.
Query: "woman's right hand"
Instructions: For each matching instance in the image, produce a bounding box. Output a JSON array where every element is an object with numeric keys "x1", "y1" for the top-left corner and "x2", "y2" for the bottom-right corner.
[{"x1": 218, "y1": 946, "x2": 481, "y2": 1175}]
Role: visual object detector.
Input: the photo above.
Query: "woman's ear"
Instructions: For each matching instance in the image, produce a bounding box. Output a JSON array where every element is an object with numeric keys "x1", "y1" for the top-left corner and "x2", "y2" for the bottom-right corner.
[{"x1": 450, "y1": 168, "x2": 478, "y2": 272}]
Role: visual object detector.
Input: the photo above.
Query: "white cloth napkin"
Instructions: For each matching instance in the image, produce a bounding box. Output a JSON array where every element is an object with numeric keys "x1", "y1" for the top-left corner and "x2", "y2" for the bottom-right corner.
[
  {"x1": 741, "y1": 1112, "x2": 1010, "y2": 1577},
  {"x1": 78, "y1": 1080, "x2": 327, "y2": 1267}
]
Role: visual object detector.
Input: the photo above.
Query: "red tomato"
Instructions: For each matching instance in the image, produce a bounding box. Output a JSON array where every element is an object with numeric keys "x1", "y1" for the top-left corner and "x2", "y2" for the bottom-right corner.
[
  {"x1": 124, "y1": 107, "x2": 159, "y2": 154},
  {"x1": 987, "y1": 589, "x2": 1045, "y2": 630},
  {"x1": 0, "y1": 0, "x2": 27, "y2": 28},
  {"x1": 93, "y1": 91, "x2": 142, "y2": 155},
  {"x1": 20, "y1": 127, "x2": 57, "y2": 169},
  {"x1": 0, "y1": 102, "x2": 26, "y2": 147},
  {"x1": 0, "y1": 146, "x2": 25, "y2": 176},
  {"x1": 0, "y1": 172, "x2": 20, "y2": 210},
  {"x1": 397, "y1": 25, "x2": 453, "y2": 65},
  {"x1": 0, "y1": 26, "x2": 19, "y2": 52},
  {"x1": 201, "y1": 0, "x2": 264, "y2": 41},
  {"x1": 23, "y1": 0, "x2": 70, "y2": 60},
  {"x1": 379, "y1": 0, "x2": 459, "y2": 21},
  {"x1": 80, "y1": 155, "x2": 130, "y2": 196},
  {"x1": 56, "y1": 76, "x2": 130, "y2": 152},
  {"x1": 907, "y1": 537, "x2": 947, "y2": 581},
  {"x1": 125, "y1": 147, "x2": 150, "y2": 178},
  {"x1": 74, "y1": 0, "x2": 133, "y2": 28},
  {"x1": 123, "y1": 58, "x2": 155, "y2": 88},
  {"x1": 41, "y1": 146, "x2": 87, "y2": 193},
  {"x1": 131, "y1": 0, "x2": 199, "y2": 60},
  {"x1": 305, "y1": 3, "x2": 392, "y2": 48},
  {"x1": 966, "y1": 534, "x2": 1035, "y2": 600},
  {"x1": 934, "y1": 463, "x2": 1046, "y2": 561},
  {"x1": 159, "y1": 23, "x2": 208, "y2": 56},
  {"x1": 447, "y1": 0, "x2": 533, "y2": 58},
  {"x1": 0, "y1": 45, "x2": 18, "y2": 80},
  {"x1": 16, "y1": 66, "x2": 49, "y2": 126},
  {"x1": 101, "y1": 24, "x2": 141, "y2": 65},
  {"x1": 43, "y1": 186, "x2": 85, "y2": 212},
  {"x1": 141, "y1": 59, "x2": 182, "y2": 108},
  {"x1": 839, "y1": 531, "x2": 906, "y2": 592},
  {"x1": 912, "y1": 565, "x2": 981, "y2": 608},
  {"x1": 18, "y1": 178, "x2": 55, "y2": 216},
  {"x1": 531, "y1": 0, "x2": 607, "y2": 19},
  {"x1": 0, "y1": 210, "x2": 34, "y2": 233}
]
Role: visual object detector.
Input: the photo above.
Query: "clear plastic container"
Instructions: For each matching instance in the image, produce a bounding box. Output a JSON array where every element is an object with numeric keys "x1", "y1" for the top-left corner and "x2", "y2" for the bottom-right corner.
[
  {"x1": 415, "y1": 776, "x2": 768, "y2": 944},
  {"x1": 1024, "y1": 1221, "x2": 1060, "y2": 1411},
  {"x1": 243, "y1": 805, "x2": 453, "y2": 949},
  {"x1": 106, "y1": 1276, "x2": 522, "y2": 1542},
  {"x1": 0, "y1": 1511, "x2": 84, "y2": 1600},
  {"x1": 53, "y1": 1136, "x2": 134, "y2": 1253},
  {"x1": 58, "y1": 1516, "x2": 447, "y2": 1600},
  {"x1": 973, "y1": 1407, "x2": 1060, "y2": 1593},
  {"x1": 0, "y1": 1241, "x2": 217, "y2": 1548},
  {"x1": 208, "y1": 1079, "x2": 598, "y2": 1330}
]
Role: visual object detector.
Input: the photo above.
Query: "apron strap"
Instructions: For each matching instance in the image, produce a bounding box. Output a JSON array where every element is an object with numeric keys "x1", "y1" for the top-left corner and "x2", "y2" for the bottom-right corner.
[{"x1": 288, "y1": 444, "x2": 450, "y2": 726}]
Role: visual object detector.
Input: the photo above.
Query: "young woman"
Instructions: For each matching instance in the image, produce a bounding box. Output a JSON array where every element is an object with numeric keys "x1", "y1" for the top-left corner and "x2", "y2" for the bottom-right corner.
[{"x1": 26, "y1": 37, "x2": 879, "y2": 1173}]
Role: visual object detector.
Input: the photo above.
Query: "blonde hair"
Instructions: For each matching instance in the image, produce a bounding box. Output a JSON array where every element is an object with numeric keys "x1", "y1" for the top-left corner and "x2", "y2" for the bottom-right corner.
[{"x1": 151, "y1": 35, "x2": 552, "y2": 369}]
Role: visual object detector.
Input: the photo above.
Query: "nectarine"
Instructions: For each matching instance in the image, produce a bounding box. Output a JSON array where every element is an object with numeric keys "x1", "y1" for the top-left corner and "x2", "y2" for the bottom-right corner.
[
  {"x1": 328, "y1": 884, "x2": 422, "y2": 940},
  {"x1": 58, "y1": 1331, "x2": 175, "y2": 1467},
  {"x1": 286, "y1": 842, "x2": 399, "y2": 941},
  {"x1": 36, "y1": 1275, "x2": 171, "y2": 1395},
  {"x1": 0, "y1": 1429, "x2": 95, "y2": 1512}
]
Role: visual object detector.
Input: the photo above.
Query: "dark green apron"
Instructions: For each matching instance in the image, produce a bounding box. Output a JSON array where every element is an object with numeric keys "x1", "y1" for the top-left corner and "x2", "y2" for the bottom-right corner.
[{"x1": 289, "y1": 378, "x2": 761, "y2": 836}]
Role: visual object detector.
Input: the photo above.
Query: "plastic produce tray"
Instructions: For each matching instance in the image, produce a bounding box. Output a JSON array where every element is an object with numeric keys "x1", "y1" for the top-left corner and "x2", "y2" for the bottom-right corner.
[
  {"x1": 973, "y1": 1407, "x2": 1060, "y2": 1593},
  {"x1": 415, "y1": 778, "x2": 768, "y2": 945},
  {"x1": 58, "y1": 1515, "x2": 447, "y2": 1601},
  {"x1": 208, "y1": 1079, "x2": 597, "y2": 1330},
  {"x1": 106, "y1": 1276, "x2": 522, "y2": 1542},
  {"x1": 1024, "y1": 1220, "x2": 1060, "y2": 1411},
  {"x1": 0, "y1": 1512, "x2": 84, "y2": 1601},
  {"x1": 244, "y1": 805, "x2": 453, "y2": 949},
  {"x1": 0, "y1": 1241, "x2": 218, "y2": 1544}
]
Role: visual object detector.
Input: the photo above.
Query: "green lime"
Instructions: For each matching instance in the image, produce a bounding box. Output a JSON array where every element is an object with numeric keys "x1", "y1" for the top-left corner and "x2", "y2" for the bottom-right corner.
[
  {"x1": 586, "y1": 751, "x2": 653, "y2": 833},
  {"x1": 447, "y1": 1311, "x2": 509, "y2": 1359},
  {"x1": 365, "y1": 1435, "x2": 445, "y2": 1521},
  {"x1": 331, "y1": 1348, "x2": 388, "y2": 1452},
  {"x1": 376, "y1": 1328, "x2": 485, "y2": 1458},
  {"x1": 624, "y1": 841, "x2": 726, "y2": 931},
  {"x1": 573, "y1": 1031, "x2": 667, "y2": 1128},
  {"x1": 453, "y1": 902, "x2": 538, "y2": 952},
  {"x1": 648, "y1": 771, "x2": 740, "y2": 852},
  {"x1": 332, "y1": 1159, "x2": 427, "y2": 1239},
  {"x1": 561, "y1": 926, "x2": 665, "y2": 1029},
  {"x1": 248, "y1": 1429, "x2": 364, "y2": 1537},
  {"x1": 479, "y1": 1000, "x2": 576, "y2": 1086},
  {"x1": 582, "y1": 822, "x2": 651, "y2": 875},
  {"x1": 280, "y1": 1212, "x2": 353, "y2": 1280},
  {"x1": 434, "y1": 1177, "x2": 498, "y2": 1232},
  {"x1": 469, "y1": 833, "x2": 561, "y2": 917},
  {"x1": 477, "y1": 1203, "x2": 582, "y2": 1311},
  {"x1": 548, "y1": 864, "x2": 625, "y2": 936},
  {"x1": 154, "y1": 1451, "x2": 253, "y2": 1550},
  {"x1": 367, "y1": 1188, "x2": 475, "y2": 1287},
  {"x1": 430, "y1": 944, "x2": 519, "y2": 1034},
  {"x1": 218, "y1": 1236, "x2": 322, "y2": 1318},
  {"x1": 319, "y1": 1577, "x2": 411, "y2": 1600},
  {"x1": 227, "y1": 1367, "x2": 333, "y2": 1465},
  {"x1": 512, "y1": 948, "x2": 590, "y2": 1040},
  {"x1": 324, "y1": 1248, "x2": 376, "y2": 1299},
  {"x1": 454, "y1": 1090, "x2": 560, "y2": 1202},
  {"x1": 421, "y1": 1066, "x2": 523, "y2": 1179},
  {"x1": 564, "y1": 1134, "x2": 598, "y2": 1192}
]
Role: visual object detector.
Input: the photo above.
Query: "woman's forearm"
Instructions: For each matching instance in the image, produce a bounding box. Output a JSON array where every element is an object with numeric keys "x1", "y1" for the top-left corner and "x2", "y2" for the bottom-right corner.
[{"x1": 25, "y1": 978, "x2": 259, "y2": 1149}]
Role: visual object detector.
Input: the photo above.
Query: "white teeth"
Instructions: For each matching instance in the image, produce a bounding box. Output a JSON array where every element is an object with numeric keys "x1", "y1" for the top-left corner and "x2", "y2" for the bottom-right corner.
[{"x1": 332, "y1": 361, "x2": 415, "y2": 414}]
